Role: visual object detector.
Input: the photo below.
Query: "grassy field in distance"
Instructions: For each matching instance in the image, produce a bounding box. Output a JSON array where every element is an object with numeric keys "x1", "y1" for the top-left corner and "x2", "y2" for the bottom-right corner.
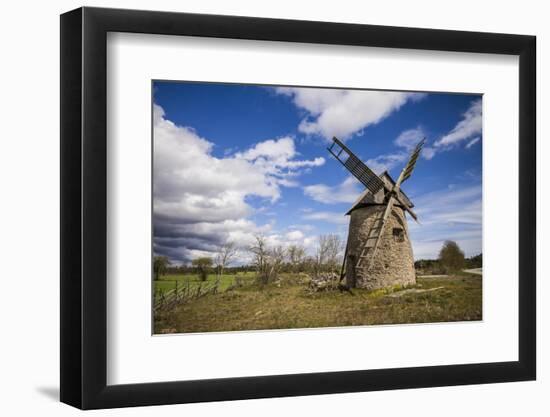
[
  {"x1": 154, "y1": 272, "x2": 256, "y2": 298},
  {"x1": 154, "y1": 273, "x2": 482, "y2": 334}
]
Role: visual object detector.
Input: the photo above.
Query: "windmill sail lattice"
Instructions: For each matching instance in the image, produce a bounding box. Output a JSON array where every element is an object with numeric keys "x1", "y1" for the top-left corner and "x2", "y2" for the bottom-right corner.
[
  {"x1": 400, "y1": 138, "x2": 426, "y2": 184},
  {"x1": 328, "y1": 137, "x2": 385, "y2": 195}
]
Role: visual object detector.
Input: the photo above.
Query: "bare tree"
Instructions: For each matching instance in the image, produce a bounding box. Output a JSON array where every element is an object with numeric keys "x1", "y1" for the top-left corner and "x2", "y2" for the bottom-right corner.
[
  {"x1": 316, "y1": 234, "x2": 344, "y2": 273},
  {"x1": 287, "y1": 244, "x2": 306, "y2": 272},
  {"x1": 215, "y1": 240, "x2": 237, "y2": 277},
  {"x1": 268, "y1": 245, "x2": 286, "y2": 278},
  {"x1": 249, "y1": 236, "x2": 287, "y2": 285},
  {"x1": 249, "y1": 235, "x2": 269, "y2": 283},
  {"x1": 326, "y1": 234, "x2": 344, "y2": 272},
  {"x1": 316, "y1": 236, "x2": 329, "y2": 269},
  {"x1": 302, "y1": 256, "x2": 317, "y2": 274}
]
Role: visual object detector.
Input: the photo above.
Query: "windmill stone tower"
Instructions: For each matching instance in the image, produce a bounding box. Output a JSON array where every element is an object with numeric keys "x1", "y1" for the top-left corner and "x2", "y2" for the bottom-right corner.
[{"x1": 327, "y1": 137, "x2": 424, "y2": 290}]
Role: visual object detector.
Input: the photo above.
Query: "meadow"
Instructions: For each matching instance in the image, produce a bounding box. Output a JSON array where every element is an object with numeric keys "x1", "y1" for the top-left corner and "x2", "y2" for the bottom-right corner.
[
  {"x1": 154, "y1": 271, "x2": 256, "y2": 298},
  {"x1": 154, "y1": 272, "x2": 482, "y2": 334}
]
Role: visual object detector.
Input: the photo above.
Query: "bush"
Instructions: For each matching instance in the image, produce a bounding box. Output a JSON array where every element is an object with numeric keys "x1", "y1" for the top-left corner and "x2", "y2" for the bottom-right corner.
[
  {"x1": 438, "y1": 241, "x2": 465, "y2": 273},
  {"x1": 191, "y1": 257, "x2": 213, "y2": 282}
]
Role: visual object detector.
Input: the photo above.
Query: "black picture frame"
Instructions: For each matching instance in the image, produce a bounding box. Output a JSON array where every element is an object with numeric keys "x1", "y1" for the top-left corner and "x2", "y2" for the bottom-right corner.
[{"x1": 60, "y1": 6, "x2": 536, "y2": 410}]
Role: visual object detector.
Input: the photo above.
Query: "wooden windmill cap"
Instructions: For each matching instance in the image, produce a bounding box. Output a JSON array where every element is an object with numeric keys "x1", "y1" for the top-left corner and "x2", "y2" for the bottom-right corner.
[{"x1": 346, "y1": 171, "x2": 414, "y2": 215}]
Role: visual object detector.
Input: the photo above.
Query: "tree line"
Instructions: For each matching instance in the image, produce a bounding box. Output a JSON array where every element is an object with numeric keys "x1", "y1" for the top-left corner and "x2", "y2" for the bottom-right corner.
[
  {"x1": 153, "y1": 234, "x2": 345, "y2": 282},
  {"x1": 154, "y1": 237, "x2": 481, "y2": 281},
  {"x1": 248, "y1": 234, "x2": 344, "y2": 284}
]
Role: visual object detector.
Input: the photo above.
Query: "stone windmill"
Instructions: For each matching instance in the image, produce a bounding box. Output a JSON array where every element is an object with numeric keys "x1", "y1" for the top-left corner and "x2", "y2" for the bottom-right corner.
[{"x1": 327, "y1": 137, "x2": 425, "y2": 290}]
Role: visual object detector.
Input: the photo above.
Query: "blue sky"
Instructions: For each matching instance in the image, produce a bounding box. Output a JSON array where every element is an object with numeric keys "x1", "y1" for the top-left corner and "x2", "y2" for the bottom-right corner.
[{"x1": 153, "y1": 81, "x2": 482, "y2": 265}]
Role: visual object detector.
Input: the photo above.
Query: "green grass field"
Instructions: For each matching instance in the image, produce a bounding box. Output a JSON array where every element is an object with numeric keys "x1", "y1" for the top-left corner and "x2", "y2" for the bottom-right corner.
[
  {"x1": 154, "y1": 272, "x2": 256, "y2": 299},
  {"x1": 154, "y1": 273, "x2": 482, "y2": 334}
]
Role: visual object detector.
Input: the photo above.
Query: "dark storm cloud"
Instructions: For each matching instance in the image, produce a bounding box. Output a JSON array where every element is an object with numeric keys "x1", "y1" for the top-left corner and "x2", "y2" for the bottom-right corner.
[
  {"x1": 153, "y1": 219, "x2": 224, "y2": 243},
  {"x1": 152, "y1": 102, "x2": 320, "y2": 265},
  {"x1": 153, "y1": 216, "x2": 228, "y2": 264}
]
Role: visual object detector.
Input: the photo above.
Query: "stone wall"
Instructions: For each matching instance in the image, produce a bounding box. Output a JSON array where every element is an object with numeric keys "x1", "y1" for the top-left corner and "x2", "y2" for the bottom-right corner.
[{"x1": 345, "y1": 205, "x2": 416, "y2": 290}]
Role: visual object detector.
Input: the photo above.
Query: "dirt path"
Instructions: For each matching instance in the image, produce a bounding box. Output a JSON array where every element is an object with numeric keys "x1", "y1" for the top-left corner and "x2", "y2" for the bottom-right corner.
[
  {"x1": 387, "y1": 286, "x2": 445, "y2": 297},
  {"x1": 417, "y1": 274, "x2": 448, "y2": 278},
  {"x1": 418, "y1": 268, "x2": 482, "y2": 278}
]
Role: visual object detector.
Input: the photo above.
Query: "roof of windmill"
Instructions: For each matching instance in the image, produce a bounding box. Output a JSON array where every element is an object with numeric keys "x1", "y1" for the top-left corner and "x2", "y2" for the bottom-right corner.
[{"x1": 345, "y1": 171, "x2": 414, "y2": 215}]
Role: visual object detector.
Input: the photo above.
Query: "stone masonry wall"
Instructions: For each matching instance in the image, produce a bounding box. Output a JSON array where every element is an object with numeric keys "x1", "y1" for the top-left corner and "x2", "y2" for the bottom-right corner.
[{"x1": 345, "y1": 205, "x2": 416, "y2": 290}]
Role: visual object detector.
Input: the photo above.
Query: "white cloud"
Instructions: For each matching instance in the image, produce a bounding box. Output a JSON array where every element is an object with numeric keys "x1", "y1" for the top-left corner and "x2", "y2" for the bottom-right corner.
[
  {"x1": 288, "y1": 224, "x2": 315, "y2": 232},
  {"x1": 369, "y1": 99, "x2": 483, "y2": 169},
  {"x1": 276, "y1": 178, "x2": 300, "y2": 187},
  {"x1": 394, "y1": 126, "x2": 435, "y2": 160},
  {"x1": 359, "y1": 99, "x2": 483, "y2": 173},
  {"x1": 153, "y1": 104, "x2": 325, "y2": 264},
  {"x1": 302, "y1": 128, "x2": 428, "y2": 206},
  {"x1": 362, "y1": 126, "x2": 431, "y2": 176},
  {"x1": 413, "y1": 184, "x2": 482, "y2": 225},
  {"x1": 366, "y1": 152, "x2": 408, "y2": 174},
  {"x1": 394, "y1": 126, "x2": 425, "y2": 150},
  {"x1": 303, "y1": 176, "x2": 362, "y2": 204},
  {"x1": 302, "y1": 211, "x2": 350, "y2": 225},
  {"x1": 235, "y1": 137, "x2": 325, "y2": 172},
  {"x1": 422, "y1": 146, "x2": 436, "y2": 160},
  {"x1": 435, "y1": 99, "x2": 482, "y2": 148},
  {"x1": 154, "y1": 104, "x2": 278, "y2": 211},
  {"x1": 408, "y1": 184, "x2": 482, "y2": 259},
  {"x1": 253, "y1": 230, "x2": 319, "y2": 256},
  {"x1": 465, "y1": 136, "x2": 480, "y2": 149},
  {"x1": 286, "y1": 230, "x2": 305, "y2": 241},
  {"x1": 275, "y1": 87, "x2": 425, "y2": 140}
]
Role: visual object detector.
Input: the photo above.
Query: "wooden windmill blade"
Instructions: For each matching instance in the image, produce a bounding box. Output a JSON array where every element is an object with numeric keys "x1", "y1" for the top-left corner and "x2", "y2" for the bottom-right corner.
[
  {"x1": 389, "y1": 138, "x2": 425, "y2": 222},
  {"x1": 363, "y1": 138, "x2": 426, "y2": 271},
  {"x1": 327, "y1": 137, "x2": 386, "y2": 195},
  {"x1": 396, "y1": 138, "x2": 426, "y2": 187}
]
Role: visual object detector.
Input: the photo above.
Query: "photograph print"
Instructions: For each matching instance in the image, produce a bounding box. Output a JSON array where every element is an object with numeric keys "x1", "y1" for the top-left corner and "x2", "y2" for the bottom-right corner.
[{"x1": 153, "y1": 81, "x2": 483, "y2": 335}]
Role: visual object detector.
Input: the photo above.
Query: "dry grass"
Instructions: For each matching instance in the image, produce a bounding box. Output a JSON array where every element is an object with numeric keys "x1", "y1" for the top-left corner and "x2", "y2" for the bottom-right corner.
[
  {"x1": 155, "y1": 272, "x2": 255, "y2": 294},
  {"x1": 154, "y1": 275, "x2": 482, "y2": 334}
]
